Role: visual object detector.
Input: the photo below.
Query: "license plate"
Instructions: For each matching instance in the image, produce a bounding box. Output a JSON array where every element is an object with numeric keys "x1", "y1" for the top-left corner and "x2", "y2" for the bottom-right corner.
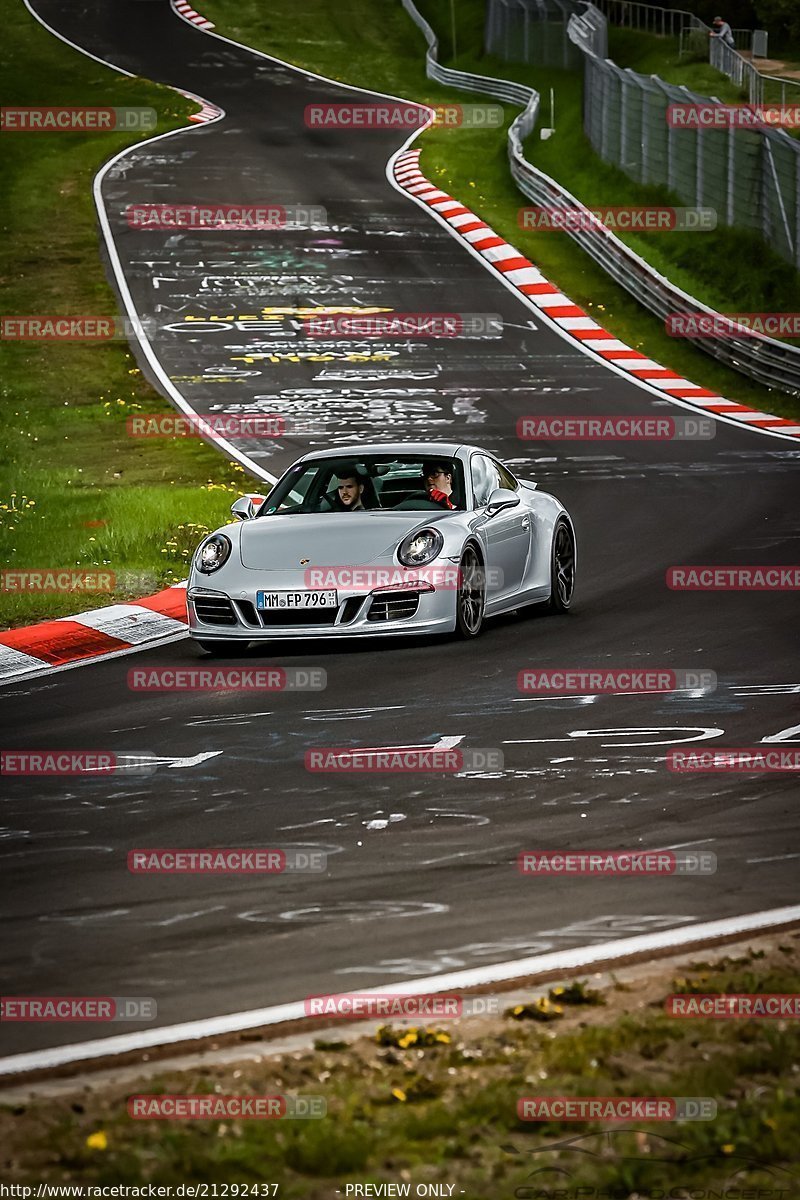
[{"x1": 257, "y1": 590, "x2": 338, "y2": 610}]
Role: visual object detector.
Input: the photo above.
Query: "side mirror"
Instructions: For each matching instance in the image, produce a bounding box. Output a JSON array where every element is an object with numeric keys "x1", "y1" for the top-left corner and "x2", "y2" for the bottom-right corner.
[
  {"x1": 486, "y1": 487, "x2": 521, "y2": 515},
  {"x1": 230, "y1": 493, "x2": 266, "y2": 521}
]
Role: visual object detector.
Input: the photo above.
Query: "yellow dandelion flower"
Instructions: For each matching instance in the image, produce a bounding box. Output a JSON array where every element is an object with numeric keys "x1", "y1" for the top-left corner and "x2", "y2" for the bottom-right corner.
[
  {"x1": 86, "y1": 1131, "x2": 108, "y2": 1151},
  {"x1": 391, "y1": 1088, "x2": 407, "y2": 1102}
]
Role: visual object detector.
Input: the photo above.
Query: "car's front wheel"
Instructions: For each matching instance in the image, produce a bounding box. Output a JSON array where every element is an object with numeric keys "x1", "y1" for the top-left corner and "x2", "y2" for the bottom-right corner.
[
  {"x1": 546, "y1": 517, "x2": 576, "y2": 613},
  {"x1": 455, "y1": 545, "x2": 486, "y2": 638}
]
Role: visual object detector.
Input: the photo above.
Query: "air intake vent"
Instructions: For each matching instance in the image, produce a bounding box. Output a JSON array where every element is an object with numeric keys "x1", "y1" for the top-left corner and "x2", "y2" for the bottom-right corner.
[
  {"x1": 367, "y1": 592, "x2": 420, "y2": 622},
  {"x1": 340, "y1": 597, "x2": 365, "y2": 624},
  {"x1": 234, "y1": 599, "x2": 260, "y2": 627},
  {"x1": 258, "y1": 608, "x2": 339, "y2": 627},
  {"x1": 192, "y1": 595, "x2": 237, "y2": 626}
]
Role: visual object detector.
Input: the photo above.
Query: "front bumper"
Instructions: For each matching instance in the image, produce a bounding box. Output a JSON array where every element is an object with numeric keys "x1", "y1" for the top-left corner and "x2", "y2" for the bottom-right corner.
[{"x1": 187, "y1": 580, "x2": 457, "y2": 640}]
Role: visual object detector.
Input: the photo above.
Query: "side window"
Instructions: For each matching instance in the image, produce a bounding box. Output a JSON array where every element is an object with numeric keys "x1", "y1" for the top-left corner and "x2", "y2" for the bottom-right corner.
[
  {"x1": 471, "y1": 454, "x2": 502, "y2": 507},
  {"x1": 263, "y1": 466, "x2": 319, "y2": 513},
  {"x1": 494, "y1": 460, "x2": 518, "y2": 491}
]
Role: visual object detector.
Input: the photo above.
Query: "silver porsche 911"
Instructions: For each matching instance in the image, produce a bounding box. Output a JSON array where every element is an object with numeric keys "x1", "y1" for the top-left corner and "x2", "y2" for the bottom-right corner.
[{"x1": 187, "y1": 442, "x2": 576, "y2": 653}]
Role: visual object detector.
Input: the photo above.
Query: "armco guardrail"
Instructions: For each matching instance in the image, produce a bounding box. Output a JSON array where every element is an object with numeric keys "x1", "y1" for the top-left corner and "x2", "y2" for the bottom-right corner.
[{"x1": 401, "y1": 0, "x2": 800, "y2": 394}]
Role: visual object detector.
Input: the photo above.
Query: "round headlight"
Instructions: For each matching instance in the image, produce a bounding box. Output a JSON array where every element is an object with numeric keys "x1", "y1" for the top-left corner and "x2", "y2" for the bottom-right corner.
[
  {"x1": 397, "y1": 528, "x2": 444, "y2": 568},
  {"x1": 195, "y1": 534, "x2": 231, "y2": 574}
]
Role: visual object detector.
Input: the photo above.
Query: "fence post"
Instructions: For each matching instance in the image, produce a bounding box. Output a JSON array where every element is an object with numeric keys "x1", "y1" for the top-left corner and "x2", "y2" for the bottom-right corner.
[
  {"x1": 727, "y1": 123, "x2": 736, "y2": 229},
  {"x1": 697, "y1": 126, "x2": 704, "y2": 210},
  {"x1": 764, "y1": 137, "x2": 795, "y2": 261},
  {"x1": 640, "y1": 75, "x2": 649, "y2": 182},
  {"x1": 650, "y1": 77, "x2": 674, "y2": 193}
]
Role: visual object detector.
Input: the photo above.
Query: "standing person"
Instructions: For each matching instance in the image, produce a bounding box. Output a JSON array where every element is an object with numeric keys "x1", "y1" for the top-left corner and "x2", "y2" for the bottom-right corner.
[{"x1": 710, "y1": 16, "x2": 735, "y2": 48}]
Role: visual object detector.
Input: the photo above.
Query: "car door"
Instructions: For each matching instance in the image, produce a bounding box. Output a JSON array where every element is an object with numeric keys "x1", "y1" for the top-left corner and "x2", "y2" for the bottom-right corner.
[{"x1": 470, "y1": 454, "x2": 530, "y2": 600}]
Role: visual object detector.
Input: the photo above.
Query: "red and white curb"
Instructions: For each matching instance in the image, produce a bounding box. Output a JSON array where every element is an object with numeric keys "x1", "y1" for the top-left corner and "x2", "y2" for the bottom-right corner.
[
  {"x1": 393, "y1": 149, "x2": 800, "y2": 441},
  {"x1": 187, "y1": 97, "x2": 222, "y2": 124},
  {"x1": 170, "y1": 1, "x2": 223, "y2": 124},
  {"x1": 0, "y1": 583, "x2": 188, "y2": 684},
  {"x1": 172, "y1": 0, "x2": 214, "y2": 32}
]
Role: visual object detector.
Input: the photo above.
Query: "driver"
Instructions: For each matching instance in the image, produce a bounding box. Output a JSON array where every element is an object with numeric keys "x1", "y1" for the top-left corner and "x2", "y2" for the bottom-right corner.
[
  {"x1": 422, "y1": 461, "x2": 456, "y2": 510},
  {"x1": 332, "y1": 470, "x2": 366, "y2": 512}
]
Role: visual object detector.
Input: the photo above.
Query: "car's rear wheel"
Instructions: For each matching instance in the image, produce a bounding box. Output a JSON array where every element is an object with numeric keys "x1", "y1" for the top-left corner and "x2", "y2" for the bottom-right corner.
[
  {"x1": 546, "y1": 518, "x2": 576, "y2": 613},
  {"x1": 455, "y1": 545, "x2": 486, "y2": 638}
]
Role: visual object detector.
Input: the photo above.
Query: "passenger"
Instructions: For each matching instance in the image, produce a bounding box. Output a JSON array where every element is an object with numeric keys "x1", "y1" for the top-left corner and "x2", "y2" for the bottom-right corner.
[
  {"x1": 422, "y1": 461, "x2": 456, "y2": 510},
  {"x1": 332, "y1": 470, "x2": 366, "y2": 512}
]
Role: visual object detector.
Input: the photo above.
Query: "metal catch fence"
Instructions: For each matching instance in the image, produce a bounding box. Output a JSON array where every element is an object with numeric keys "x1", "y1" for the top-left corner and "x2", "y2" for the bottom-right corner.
[{"x1": 401, "y1": 0, "x2": 800, "y2": 392}]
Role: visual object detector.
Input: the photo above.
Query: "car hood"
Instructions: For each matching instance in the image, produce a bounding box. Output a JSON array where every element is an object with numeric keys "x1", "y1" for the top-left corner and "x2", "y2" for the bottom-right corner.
[{"x1": 239, "y1": 512, "x2": 451, "y2": 570}]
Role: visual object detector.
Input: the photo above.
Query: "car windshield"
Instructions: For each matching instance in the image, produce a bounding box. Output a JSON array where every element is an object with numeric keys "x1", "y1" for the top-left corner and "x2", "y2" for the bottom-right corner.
[{"x1": 259, "y1": 455, "x2": 466, "y2": 514}]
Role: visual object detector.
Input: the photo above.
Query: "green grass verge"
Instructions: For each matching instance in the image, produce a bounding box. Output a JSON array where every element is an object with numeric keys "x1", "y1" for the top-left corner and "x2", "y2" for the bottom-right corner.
[
  {"x1": 609, "y1": 25, "x2": 800, "y2": 111},
  {"x1": 608, "y1": 27, "x2": 752, "y2": 102},
  {"x1": 0, "y1": 2, "x2": 253, "y2": 629},
  {"x1": 3, "y1": 941, "x2": 798, "y2": 1193},
  {"x1": 199, "y1": 0, "x2": 800, "y2": 424}
]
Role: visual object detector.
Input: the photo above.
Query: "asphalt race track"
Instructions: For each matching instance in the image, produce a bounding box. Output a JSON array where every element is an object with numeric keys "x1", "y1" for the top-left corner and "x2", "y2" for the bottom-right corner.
[{"x1": 2, "y1": 0, "x2": 798, "y2": 1059}]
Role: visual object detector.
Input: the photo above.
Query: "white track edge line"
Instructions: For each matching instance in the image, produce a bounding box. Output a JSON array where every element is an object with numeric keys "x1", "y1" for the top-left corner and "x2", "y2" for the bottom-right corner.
[
  {"x1": 1, "y1": 904, "x2": 798, "y2": 1077},
  {"x1": 22, "y1": 0, "x2": 276, "y2": 488}
]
